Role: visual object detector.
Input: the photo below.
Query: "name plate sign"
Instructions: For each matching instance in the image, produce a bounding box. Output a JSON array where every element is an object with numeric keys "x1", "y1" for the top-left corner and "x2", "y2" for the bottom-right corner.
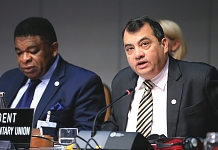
[{"x1": 0, "y1": 108, "x2": 34, "y2": 144}]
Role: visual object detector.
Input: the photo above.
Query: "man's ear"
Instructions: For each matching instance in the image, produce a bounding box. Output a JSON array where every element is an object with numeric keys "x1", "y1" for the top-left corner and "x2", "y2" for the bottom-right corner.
[
  {"x1": 51, "y1": 42, "x2": 58, "y2": 57},
  {"x1": 162, "y1": 38, "x2": 169, "y2": 54}
]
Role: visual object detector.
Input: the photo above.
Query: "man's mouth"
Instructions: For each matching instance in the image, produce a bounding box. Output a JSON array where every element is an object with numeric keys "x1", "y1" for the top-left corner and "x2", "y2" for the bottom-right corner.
[
  {"x1": 21, "y1": 66, "x2": 36, "y2": 73},
  {"x1": 137, "y1": 61, "x2": 148, "y2": 69}
]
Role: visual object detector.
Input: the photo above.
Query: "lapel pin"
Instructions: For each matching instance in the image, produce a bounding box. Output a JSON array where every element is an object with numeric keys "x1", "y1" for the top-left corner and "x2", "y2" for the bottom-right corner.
[
  {"x1": 54, "y1": 81, "x2": 59, "y2": 86},
  {"x1": 171, "y1": 99, "x2": 177, "y2": 105}
]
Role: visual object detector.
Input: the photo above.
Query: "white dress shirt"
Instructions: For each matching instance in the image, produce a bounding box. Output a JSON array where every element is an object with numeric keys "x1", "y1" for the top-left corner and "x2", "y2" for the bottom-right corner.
[
  {"x1": 10, "y1": 55, "x2": 60, "y2": 110},
  {"x1": 126, "y1": 58, "x2": 169, "y2": 136}
]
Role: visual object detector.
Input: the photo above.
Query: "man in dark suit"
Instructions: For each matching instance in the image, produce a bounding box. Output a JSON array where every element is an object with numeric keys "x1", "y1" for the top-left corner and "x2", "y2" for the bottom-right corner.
[
  {"x1": 0, "y1": 17, "x2": 105, "y2": 140},
  {"x1": 101, "y1": 15, "x2": 218, "y2": 138}
]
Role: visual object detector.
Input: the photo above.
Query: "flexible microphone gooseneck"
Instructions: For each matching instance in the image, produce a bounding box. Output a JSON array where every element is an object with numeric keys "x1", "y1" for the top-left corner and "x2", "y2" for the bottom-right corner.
[{"x1": 91, "y1": 88, "x2": 134, "y2": 137}]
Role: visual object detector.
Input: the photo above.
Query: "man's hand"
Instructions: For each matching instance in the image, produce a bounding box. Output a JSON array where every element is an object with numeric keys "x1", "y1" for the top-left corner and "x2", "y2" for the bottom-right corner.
[{"x1": 32, "y1": 128, "x2": 40, "y2": 135}]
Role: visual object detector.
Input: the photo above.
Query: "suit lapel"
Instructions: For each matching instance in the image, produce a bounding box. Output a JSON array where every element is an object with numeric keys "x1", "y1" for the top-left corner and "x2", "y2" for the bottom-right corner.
[
  {"x1": 120, "y1": 69, "x2": 138, "y2": 131},
  {"x1": 167, "y1": 56, "x2": 183, "y2": 137},
  {"x1": 33, "y1": 57, "x2": 66, "y2": 126},
  {"x1": 5, "y1": 73, "x2": 27, "y2": 107}
]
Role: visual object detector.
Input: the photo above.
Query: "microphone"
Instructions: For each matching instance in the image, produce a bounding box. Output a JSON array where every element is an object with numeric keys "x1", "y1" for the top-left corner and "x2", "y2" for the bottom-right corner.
[
  {"x1": 91, "y1": 88, "x2": 134, "y2": 137},
  {"x1": 0, "y1": 92, "x2": 6, "y2": 108}
]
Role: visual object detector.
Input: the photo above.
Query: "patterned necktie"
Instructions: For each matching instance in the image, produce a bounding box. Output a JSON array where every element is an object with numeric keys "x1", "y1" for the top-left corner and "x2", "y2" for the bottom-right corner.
[
  {"x1": 16, "y1": 79, "x2": 41, "y2": 108},
  {"x1": 136, "y1": 80, "x2": 154, "y2": 137}
]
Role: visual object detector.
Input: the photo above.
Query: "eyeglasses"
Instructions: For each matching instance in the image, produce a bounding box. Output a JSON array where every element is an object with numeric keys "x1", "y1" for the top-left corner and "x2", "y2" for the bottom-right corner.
[{"x1": 147, "y1": 134, "x2": 167, "y2": 144}]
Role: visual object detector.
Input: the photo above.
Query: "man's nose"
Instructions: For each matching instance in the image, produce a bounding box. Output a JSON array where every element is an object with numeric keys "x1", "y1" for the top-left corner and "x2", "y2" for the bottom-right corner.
[
  {"x1": 135, "y1": 48, "x2": 145, "y2": 59},
  {"x1": 21, "y1": 52, "x2": 31, "y2": 63}
]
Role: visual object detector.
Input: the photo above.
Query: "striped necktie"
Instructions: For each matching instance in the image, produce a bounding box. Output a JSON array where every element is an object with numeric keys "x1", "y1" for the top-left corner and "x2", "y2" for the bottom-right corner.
[
  {"x1": 16, "y1": 79, "x2": 41, "y2": 108},
  {"x1": 136, "y1": 80, "x2": 154, "y2": 137}
]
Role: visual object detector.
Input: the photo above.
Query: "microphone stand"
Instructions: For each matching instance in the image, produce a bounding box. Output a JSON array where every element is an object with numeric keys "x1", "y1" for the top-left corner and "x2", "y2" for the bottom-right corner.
[{"x1": 91, "y1": 88, "x2": 133, "y2": 137}]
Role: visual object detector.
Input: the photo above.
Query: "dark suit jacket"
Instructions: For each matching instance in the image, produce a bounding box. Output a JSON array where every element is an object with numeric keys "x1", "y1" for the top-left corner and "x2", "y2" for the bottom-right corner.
[
  {"x1": 101, "y1": 56, "x2": 218, "y2": 138},
  {"x1": 0, "y1": 55, "x2": 106, "y2": 139}
]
